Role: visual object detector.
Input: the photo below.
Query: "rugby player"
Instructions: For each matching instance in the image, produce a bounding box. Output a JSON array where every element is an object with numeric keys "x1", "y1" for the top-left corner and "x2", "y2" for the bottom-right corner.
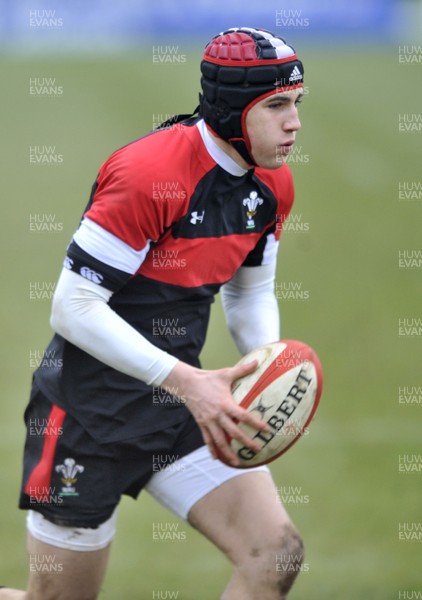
[{"x1": 2, "y1": 27, "x2": 305, "y2": 600}]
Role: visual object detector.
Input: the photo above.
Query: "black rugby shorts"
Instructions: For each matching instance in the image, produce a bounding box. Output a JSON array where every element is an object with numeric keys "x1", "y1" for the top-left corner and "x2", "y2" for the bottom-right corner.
[{"x1": 19, "y1": 382, "x2": 204, "y2": 527}]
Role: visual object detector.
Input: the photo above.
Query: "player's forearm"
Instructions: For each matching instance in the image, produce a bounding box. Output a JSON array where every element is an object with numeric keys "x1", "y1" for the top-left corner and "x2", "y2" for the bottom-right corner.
[
  {"x1": 50, "y1": 268, "x2": 178, "y2": 386},
  {"x1": 225, "y1": 292, "x2": 280, "y2": 353},
  {"x1": 221, "y1": 264, "x2": 280, "y2": 355}
]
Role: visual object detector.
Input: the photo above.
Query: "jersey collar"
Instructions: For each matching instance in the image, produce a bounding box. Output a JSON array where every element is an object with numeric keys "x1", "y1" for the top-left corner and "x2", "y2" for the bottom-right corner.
[{"x1": 197, "y1": 119, "x2": 248, "y2": 177}]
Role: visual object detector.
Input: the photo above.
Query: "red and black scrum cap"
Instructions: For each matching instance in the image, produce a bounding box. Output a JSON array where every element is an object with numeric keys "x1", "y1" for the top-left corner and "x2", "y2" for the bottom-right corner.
[{"x1": 199, "y1": 27, "x2": 304, "y2": 165}]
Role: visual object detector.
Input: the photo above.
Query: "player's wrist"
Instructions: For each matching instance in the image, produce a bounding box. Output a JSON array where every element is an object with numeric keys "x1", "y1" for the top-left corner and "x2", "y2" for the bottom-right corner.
[{"x1": 160, "y1": 361, "x2": 202, "y2": 405}]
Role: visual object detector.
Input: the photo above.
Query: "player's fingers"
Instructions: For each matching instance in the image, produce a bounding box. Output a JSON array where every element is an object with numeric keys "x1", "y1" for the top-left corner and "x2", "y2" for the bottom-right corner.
[
  {"x1": 231, "y1": 405, "x2": 272, "y2": 433},
  {"x1": 207, "y1": 422, "x2": 240, "y2": 467},
  {"x1": 200, "y1": 425, "x2": 219, "y2": 460},
  {"x1": 218, "y1": 414, "x2": 262, "y2": 453},
  {"x1": 229, "y1": 359, "x2": 259, "y2": 382}
]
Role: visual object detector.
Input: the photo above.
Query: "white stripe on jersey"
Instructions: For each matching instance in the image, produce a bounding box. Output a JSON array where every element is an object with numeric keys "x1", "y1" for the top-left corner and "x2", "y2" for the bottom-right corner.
[
  {"x1": 261, "y1": 232, "x2": 279, "y2": 265},
  {"x1": 73, "y1": 217, "x2": 151, "y2": 274}
]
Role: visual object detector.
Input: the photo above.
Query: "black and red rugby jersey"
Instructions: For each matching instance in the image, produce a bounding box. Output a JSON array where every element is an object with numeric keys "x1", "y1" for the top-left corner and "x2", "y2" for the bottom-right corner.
[{"x1": 34, "y1": 117, "x2": 295, "y2": 443}]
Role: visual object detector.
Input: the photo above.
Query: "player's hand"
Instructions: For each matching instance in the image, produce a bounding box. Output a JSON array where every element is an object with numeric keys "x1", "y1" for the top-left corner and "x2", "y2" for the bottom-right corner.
[{"x1": 160, "y1": 360, "x2": 271, "y2": 467}]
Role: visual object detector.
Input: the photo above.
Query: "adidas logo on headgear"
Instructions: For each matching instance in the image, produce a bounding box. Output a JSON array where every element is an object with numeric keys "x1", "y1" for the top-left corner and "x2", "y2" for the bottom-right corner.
[{"x1": 289, "y1": 65, "x2": 302, "y2": 82}]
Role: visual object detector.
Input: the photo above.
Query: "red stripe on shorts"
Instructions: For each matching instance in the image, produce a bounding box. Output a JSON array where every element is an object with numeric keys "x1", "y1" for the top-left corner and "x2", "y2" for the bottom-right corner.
[{"x1": 24, "y1": 404, "x2": 66, "y2": 501}]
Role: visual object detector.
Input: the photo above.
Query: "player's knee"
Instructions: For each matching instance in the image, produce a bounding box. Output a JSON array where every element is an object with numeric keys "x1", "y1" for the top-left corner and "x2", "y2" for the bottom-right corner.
[
  {"x1": 273, "y1": 523, "x2": 305, "y2": 596},
  {"x1": 235, "y1": 521, "x2": 304, "y2": 597},
  {"x1": 244, "y1": 522, "x2": 304, "y2": 597}
]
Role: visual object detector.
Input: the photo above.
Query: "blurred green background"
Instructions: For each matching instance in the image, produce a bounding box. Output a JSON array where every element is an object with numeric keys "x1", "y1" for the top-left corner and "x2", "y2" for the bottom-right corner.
[{"x1": 0, "y1": 44, "x2": 421, "y2": 599}]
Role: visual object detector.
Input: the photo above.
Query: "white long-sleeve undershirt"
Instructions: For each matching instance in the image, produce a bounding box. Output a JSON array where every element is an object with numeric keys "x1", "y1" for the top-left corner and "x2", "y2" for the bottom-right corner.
[
  {"x1": 49, "y1": 261, "x2": 280, "y2": 388},
  {"x1": 221, "y1": 262, "x2": 280, "y2": 356},
  {"x1": 50, "y1": 268, "x2": 178, "y2": 386}
]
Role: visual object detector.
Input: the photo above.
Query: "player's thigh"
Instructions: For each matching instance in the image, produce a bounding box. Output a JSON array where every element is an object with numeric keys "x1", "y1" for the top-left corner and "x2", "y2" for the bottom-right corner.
[
  {"x1": 26, "y1": 532, "x2": 110, "y2": 600},
  {"x1": 188, "y1": 470, "x2": 298, "y2": 564}
]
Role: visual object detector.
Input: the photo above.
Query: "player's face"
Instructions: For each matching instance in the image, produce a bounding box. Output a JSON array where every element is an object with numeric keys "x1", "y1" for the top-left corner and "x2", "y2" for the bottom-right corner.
[{"x1": 245, "y1": 88, "x2": 303, "y2": 169}]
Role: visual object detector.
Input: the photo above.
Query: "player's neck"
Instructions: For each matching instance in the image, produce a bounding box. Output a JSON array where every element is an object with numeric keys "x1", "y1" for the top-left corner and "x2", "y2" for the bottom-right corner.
[{"x1": 208, "y1": 130, "x2": 253, "y2": 171}]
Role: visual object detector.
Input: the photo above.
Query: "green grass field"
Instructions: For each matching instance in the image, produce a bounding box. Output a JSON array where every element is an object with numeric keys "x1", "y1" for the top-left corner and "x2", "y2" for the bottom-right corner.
[{"x1": 0, "y1": 46, "x2": 421, "y2": 599}]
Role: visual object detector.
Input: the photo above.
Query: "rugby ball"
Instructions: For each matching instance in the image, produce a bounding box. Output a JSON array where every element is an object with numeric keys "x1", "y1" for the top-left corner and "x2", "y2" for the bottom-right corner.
[{"x1": 222, "y1": 340, "x2": 323, "y2": 468}]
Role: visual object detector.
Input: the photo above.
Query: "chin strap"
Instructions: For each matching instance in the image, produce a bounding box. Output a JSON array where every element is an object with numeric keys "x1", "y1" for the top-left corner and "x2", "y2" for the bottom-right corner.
[{"x1": 228, "y1": 138, "x2": 256, "y2": 167}]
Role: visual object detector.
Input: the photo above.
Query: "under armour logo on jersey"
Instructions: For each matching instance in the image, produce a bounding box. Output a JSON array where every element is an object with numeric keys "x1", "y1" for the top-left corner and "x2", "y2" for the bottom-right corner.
[
  {"x1": 190, "y1": 211, "x2": 205, "y2": 225},
  {"x1": 243, "y1": 191, "x2": 264, "y2": 230}
]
